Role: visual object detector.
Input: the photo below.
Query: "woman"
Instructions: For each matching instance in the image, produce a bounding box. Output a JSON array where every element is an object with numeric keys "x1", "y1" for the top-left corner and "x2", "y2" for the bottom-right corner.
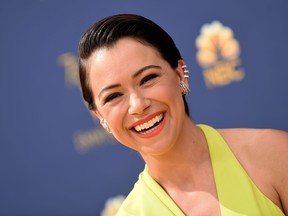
[{"x1": 78, "y1": 14, "x2": 288, "y2": 215}]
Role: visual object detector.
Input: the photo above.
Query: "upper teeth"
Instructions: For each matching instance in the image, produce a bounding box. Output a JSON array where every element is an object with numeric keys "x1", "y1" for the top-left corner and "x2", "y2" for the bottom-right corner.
[{"x1": 134, "y1": 114, "x2": 163, "y2": 132}]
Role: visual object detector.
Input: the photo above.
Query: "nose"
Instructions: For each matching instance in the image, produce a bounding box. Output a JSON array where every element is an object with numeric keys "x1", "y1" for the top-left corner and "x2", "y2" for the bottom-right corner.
[{"x1": 128, "y1": 90, "x2": 150, "y2": 115}]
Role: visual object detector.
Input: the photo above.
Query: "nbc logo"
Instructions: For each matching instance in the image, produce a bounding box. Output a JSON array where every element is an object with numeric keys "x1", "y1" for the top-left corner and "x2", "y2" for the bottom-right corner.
[{"x1": 196, "y1": 21, "x2": 245, "y2": 88}]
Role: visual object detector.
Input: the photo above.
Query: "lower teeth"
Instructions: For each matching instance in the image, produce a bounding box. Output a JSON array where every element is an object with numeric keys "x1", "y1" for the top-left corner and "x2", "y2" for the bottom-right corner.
[{"x1": 139, "y1": 123, "x2": 160, "y2": 135}]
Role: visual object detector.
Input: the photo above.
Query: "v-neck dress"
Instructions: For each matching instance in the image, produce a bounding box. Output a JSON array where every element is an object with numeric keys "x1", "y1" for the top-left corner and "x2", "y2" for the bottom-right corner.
[{"x1": 116, "y1": 124, "x2": 284, "y2": 216}]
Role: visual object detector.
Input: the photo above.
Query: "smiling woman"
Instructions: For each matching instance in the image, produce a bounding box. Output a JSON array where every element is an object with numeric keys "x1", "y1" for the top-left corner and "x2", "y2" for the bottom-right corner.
[
  {"x1": 86, "y1": 37, "x2": 186, "y2": 156},
  {"x1": 77, "y1": 14, "x2": 288, "y2": 215}
]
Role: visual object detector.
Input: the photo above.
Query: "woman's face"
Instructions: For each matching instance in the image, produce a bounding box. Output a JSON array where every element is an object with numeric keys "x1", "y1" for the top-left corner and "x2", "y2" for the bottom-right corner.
[{"x1": 86, "y1": 38, "x2": 188, "y2": 156}]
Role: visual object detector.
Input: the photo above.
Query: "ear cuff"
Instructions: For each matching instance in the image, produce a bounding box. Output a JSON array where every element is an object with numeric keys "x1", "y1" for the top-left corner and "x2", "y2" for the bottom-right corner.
[
  {"x1": 181, "y1": 65, "x2": 189, "y2": 78},
  {"x1": 180, "y1": 81, "x2": 190, "y2": 96},
  {"x1": 180, "y1": 64, "x2": 190, "y2": 95}
]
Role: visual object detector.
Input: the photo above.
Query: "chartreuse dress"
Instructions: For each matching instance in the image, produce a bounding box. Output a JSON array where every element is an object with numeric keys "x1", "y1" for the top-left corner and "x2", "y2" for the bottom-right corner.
[{"x1": 116, "y1": 124, "x2": 285, "y2": 216}]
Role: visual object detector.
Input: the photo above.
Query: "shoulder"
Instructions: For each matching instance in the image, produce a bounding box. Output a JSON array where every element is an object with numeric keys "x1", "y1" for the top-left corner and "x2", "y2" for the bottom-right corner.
[
  {"x1": 217, "y1": 127, "x2": 288, "y2": 214},
  {"x1": 217, "y1": 127, "x2": 288, "y2": 179},
  {"x1": 217, "y1": 127, "x2": 288, "y2": 160},
  {"x1": 218, "y1": 127, "x2": 287, "y2": 140},
  {"x1": 217, "y1": 127, "x2": 288, "y2": 150}
]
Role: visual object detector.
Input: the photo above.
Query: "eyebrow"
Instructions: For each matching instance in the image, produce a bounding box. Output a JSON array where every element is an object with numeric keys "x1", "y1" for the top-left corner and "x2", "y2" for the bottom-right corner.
[
  {"x1": 98, "y1": 65, "x2": 162, "y2": 98},
  {"x1": 132, "y1": 65, "x2": 162, "y2": 78}
]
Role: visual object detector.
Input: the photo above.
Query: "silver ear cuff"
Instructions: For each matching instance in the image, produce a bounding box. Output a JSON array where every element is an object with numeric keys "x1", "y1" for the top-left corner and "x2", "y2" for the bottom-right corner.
[
  {"x1": 182, "y1": 65, "x2": 189, "y2": 78},
  {"x1": 180, "y1": 81, "x2": 190, "y2": 96}
]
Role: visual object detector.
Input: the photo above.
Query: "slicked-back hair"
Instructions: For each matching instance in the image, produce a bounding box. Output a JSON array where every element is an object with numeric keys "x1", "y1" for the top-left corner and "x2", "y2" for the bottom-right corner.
[{"x1": 78, "y1": 14, "x2": 190, "y2": 116}]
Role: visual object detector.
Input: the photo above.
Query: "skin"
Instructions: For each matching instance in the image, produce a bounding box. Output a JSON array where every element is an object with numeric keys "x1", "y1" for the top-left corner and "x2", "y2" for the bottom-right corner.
[{"x1": 86, "y1": 37, "x2": 288, "y2": 215}]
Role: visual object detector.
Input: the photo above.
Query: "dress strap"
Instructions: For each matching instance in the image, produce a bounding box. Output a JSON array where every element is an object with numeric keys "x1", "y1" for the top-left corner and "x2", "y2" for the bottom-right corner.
[{"x1": 198, "y1": 124, "x2": 284, "y2": 216}]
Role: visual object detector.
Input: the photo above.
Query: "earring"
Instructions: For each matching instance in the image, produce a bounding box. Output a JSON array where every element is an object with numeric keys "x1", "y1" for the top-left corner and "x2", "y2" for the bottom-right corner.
[
  {"x1": 181, "y1": 64, "x2": 189, "y2": 78},
  {"x1": 180, "y1": 81, "x2": 190, "y2": 96},
  {"x1": 100, "y1": 118, "x2": 112, "y2": 134}
]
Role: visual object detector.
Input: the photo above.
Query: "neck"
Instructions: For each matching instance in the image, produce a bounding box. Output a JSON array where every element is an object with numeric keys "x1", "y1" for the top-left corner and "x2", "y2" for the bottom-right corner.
[{"x1": 140, "y1": 120, "x2": 210, "y2": 190}]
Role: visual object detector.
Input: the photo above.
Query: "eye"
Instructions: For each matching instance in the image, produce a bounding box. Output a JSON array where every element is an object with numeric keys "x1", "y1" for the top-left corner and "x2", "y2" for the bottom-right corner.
[
  {"x1": 140, "y1": 74, "x2": 158, "y2": 85},
  {"x1": 104, "y1": 92, "x2": 122, "y2": 104}
]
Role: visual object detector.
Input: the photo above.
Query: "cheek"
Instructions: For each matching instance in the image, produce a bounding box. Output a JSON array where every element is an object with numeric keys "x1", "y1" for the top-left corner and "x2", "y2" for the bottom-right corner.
[
  {"x1": 100, "y1": 104, "x2": 128, "y2": 134},
  {"x1": 156, "y1": 80, "x2": 182, "y2": 102},
  {"x1": 104, "y1": 108, "x2": 124, "y2": 126}
]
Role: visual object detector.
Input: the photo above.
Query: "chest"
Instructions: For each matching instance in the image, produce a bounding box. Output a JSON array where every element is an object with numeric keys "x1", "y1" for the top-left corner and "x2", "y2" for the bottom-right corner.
[
  {"x1": 166, "y1": 165, "x2": 220, "y2": 216},
  {"x1": 175, "y1": 191, "x2": 221, "y2": 216}
]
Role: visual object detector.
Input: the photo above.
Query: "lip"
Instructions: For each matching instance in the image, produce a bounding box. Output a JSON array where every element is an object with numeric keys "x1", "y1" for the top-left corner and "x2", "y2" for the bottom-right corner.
[
  {"x1": 130, "y1": 112, "x2": 166, "y2": 138},
  {"x1": 130, "y1": 111, "x2": 164, "y2": 128}
]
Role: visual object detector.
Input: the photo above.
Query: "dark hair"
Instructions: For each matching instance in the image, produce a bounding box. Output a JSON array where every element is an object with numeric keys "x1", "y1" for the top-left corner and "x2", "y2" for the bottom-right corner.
[{"x1": 78, "y1": 14, "x2": 190, "y2": 116}]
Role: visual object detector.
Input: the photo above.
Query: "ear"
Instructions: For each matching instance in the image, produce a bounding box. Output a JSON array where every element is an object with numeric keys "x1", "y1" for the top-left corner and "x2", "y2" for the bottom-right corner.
[
  {"x1": 176, "y1": 59, "x2": 190, "y2": 88},
  {"x1": 91, "y1": 109, "x2": 102, "y2": 120}
]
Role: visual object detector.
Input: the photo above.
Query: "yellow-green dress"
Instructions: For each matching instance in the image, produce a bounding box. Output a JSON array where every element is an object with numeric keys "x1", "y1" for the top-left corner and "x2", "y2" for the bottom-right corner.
[{"x1": 116, "y1": 124, "x2": 284, "y2": 216}]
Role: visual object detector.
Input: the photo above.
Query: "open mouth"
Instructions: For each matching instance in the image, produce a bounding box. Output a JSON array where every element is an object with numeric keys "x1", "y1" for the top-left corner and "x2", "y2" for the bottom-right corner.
[{"x1": 133, "y1": 113, "x2": 164, "y2": 135}]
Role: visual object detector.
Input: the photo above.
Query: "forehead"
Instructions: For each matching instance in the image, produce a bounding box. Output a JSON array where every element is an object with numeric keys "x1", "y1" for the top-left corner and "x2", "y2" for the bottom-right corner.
[
  {"x1": 90, "y1": 38, "x2": 161, "y2": 66},
  {"x1": 87, "y1": 38, "x2": 164, "y2": 75},
  {"x1": 86, "y1": 38, "x2": 166, "y2": 91}
]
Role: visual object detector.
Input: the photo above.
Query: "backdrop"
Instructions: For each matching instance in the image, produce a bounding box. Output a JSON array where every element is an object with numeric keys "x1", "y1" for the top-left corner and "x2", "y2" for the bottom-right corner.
[{"x1": 0, "y1": 0, "x2": 287, "y2": 215}]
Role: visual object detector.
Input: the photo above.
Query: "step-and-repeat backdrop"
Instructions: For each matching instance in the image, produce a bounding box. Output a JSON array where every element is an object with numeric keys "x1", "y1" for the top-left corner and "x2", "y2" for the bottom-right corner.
[{"x1": 1, "y1": 1, "x2": 287, "y2": 215}]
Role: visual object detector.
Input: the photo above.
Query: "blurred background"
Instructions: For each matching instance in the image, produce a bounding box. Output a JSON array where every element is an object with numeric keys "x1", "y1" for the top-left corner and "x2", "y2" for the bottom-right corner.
[{"x1": 0, "y1": 0, "x2": 287, "y2": 215}]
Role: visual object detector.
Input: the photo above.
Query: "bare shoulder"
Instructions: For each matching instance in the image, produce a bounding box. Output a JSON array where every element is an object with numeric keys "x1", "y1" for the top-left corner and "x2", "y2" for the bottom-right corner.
[
  {"x1": 217, "y1": 127, "x2": 288, "y2": 174},
  {"x1": 217, "y1": 127, "x2": 288, "y2": 148},
  {"x1": 217, "y1": 127, "x2": 288, "y2": 157},
  {"x1": 217, "y1": 127, "x2": 288, "y2": 213}
]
